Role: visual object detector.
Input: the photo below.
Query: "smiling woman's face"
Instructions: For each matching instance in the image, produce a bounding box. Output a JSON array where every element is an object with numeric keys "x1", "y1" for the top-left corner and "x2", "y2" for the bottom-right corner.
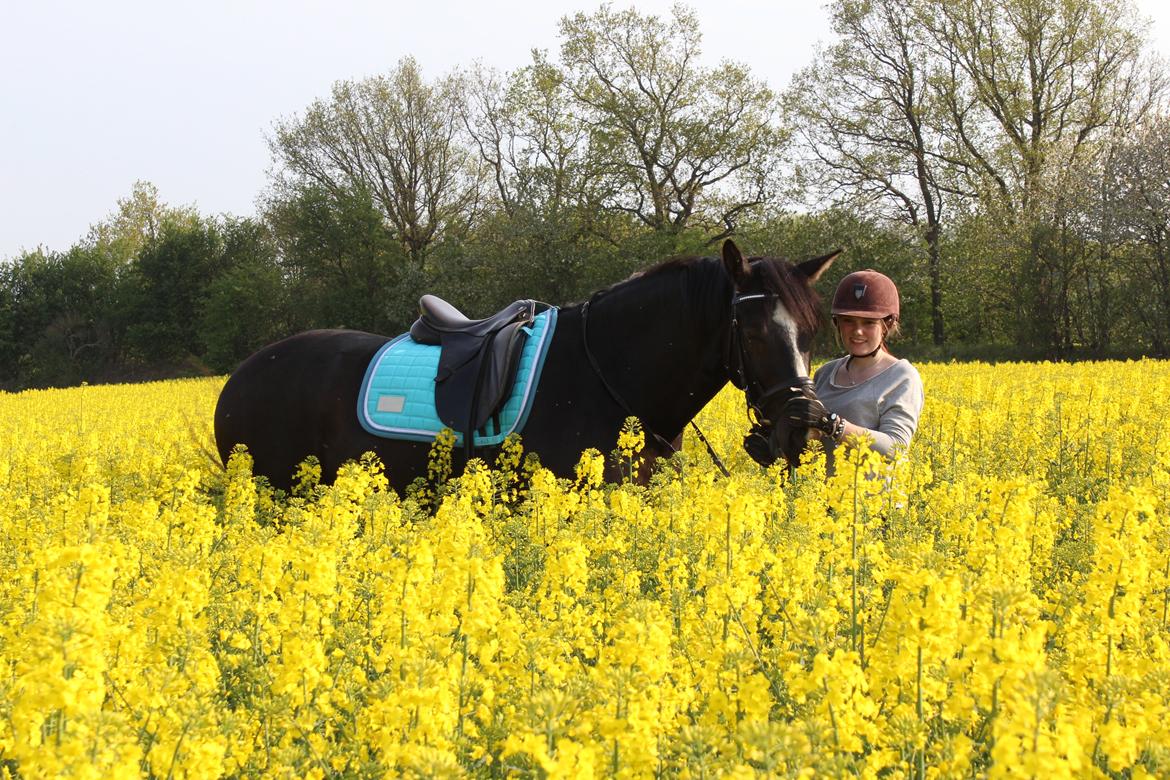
[{"x1": 836, "y1": 315, "x2": 886, "y2": 356}]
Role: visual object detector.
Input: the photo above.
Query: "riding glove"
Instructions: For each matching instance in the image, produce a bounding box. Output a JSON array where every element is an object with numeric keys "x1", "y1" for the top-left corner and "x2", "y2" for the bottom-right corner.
[{"x1": 784, "y1": 396, "x2": 836, "y2": 433}]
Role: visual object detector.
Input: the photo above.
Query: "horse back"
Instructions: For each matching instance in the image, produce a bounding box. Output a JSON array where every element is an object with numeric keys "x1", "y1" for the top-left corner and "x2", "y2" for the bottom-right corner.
[{"x1": 214, "y1": 329, "x2": 390, "y2": 487}]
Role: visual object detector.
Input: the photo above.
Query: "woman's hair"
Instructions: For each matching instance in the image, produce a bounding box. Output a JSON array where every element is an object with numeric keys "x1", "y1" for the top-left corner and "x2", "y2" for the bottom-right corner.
[{"x1": 882, "y1": 316, "x2": 901, "y2": 343}]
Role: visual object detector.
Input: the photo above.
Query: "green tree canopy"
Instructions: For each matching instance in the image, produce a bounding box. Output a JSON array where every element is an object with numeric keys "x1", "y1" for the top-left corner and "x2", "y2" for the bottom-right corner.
[
  {"x1": 557, "y1": 4, "x2": 784, "y2": 239},
  {"x1": 269, "y1": 57, "x2": 485, "y2": 269}
]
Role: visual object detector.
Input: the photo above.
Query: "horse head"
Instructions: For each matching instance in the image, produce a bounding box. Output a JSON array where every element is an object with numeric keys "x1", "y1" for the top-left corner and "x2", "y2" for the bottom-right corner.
[{"x1": 721, "y1": 239, "x2": 839, "y2": 469}]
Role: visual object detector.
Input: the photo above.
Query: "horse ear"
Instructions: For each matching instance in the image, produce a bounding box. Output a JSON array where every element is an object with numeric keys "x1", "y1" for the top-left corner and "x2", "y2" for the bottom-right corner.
[
  {"x1": 722, "y1": 239, "x2": 751, "y2": 283},
  {"x1": 797, "y1": 249, "x2": 841, "y2": 284}
]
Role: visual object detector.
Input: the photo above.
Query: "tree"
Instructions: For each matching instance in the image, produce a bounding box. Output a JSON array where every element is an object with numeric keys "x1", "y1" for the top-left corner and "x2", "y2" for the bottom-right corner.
[
  {"x1": 266, "y1": 185, "x2": 416, "y2": 332},
  {"x1": 0, "y1": 246, "x2": 120, "y2": 387},
  {"x1": 1102, "y1": 113, "x2": 1170, "y2": 353},
  {"x1": 269, "y1": 57, "x2": 485, "y2": 269},
  {"x1": 787, "y1": 0, "x2": 960, "y2": 345},
  {"x1": 198, "y1": 219, "x2": 290, "y2": 372},
  {"x1": 925, "y1": 0, "x2": 1157, "y2": 350},
  {"x1": 86, "y1": 180, "x2": 199, "y2": 265},
  {"x1": 0, "y1": 183, "x2": 237, "y2": 387},
  {"x1": 462, "y1": 59, "x2": 600, "y2": 223},
  {"x1": 789, "y1": 0, "x2": 1160, "y2": 353},
  {"x1": 459, "y1": 60, "x2": 614, "y2": 302},
  {"x1": 556, "y1": 4, "x2": 785, "y2": 241},
  {"x1": 120, "y1": 219, "x2": 228, "y2": 365}
]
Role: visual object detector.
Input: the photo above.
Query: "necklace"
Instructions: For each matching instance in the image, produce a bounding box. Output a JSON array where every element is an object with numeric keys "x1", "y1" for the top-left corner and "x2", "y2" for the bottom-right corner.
[
  {"x1": 841, "y1": 358, "x2": 859, "y2": 387},
  {"x1": 842, "y1": 354, "x2": 885, "y2": 387}
]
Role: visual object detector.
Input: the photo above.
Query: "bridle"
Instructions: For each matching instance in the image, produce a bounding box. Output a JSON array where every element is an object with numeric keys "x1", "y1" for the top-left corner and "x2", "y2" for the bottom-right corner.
[
  {"x1": 581, "y1": 286, "x2": 814, "y2": 475},
  {"x1": 726, "y1": 291, "x2": 814, "y2": 431}
]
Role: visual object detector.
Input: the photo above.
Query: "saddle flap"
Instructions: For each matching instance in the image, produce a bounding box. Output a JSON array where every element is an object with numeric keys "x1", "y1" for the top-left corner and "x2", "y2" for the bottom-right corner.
[
  {"x1": 409, "y1": 318, "x2": 442, "y2": 345},
  {"x1": 435, "y1": 321, "x2": 531, "y2": 433},
  {"x1": 477, "y1": 322, "x2": 531, "y2": 425}
]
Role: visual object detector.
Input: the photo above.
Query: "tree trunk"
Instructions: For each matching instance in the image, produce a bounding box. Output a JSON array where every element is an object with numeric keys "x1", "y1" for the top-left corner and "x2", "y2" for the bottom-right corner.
[{"x1": 926, "y1": 224, "x2": 945, "y2": 345}]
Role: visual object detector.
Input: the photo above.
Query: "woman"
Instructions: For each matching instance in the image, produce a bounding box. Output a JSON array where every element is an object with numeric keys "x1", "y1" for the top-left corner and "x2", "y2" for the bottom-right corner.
[{"x1": 787, "y1": 269, "x2": 924, "y2": 467}]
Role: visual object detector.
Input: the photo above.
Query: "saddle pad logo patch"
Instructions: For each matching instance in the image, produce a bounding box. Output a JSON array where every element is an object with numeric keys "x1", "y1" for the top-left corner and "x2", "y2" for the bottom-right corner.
[{"x1": 376, "y1": 395, "x2": 405, "y2": 413}]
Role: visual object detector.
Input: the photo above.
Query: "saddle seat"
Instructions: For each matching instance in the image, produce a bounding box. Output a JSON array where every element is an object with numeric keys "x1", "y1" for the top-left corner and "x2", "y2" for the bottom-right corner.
[
  {"x1": 410, "y1": 295, "x2": 536, "y2": 343},
  {"x1": 408, "y1": 294, "x2": 543, "y2": 451}
]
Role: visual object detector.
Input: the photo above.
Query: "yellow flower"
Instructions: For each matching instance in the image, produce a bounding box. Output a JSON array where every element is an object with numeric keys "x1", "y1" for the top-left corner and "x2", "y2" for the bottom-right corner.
[{"x1": 3, "y1": 363, "x2": 1170, "y2": 776}]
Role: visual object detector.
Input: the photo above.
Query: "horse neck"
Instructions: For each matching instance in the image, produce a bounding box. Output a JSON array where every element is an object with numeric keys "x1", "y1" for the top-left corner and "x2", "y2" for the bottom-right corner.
[{"x1": 583, "y1": 260, "x2": 732, "y2": 439}]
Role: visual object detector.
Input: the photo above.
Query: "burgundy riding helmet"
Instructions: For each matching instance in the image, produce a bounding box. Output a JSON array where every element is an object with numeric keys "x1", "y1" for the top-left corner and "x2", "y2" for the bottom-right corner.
[{"x1": 831, "y1": 270, "x2": 900, "y2": 321}]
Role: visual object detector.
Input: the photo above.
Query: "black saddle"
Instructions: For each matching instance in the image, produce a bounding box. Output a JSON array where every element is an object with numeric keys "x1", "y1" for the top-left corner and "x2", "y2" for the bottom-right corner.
[{"x1": 409, "y1": 294, "x2": 539, "y2": 449}]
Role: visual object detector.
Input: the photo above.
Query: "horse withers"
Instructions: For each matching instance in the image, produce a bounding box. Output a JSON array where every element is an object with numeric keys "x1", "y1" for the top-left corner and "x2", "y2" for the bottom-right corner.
[{"x1": 213, "y1": 240, "x2": 837, "y2": 493}]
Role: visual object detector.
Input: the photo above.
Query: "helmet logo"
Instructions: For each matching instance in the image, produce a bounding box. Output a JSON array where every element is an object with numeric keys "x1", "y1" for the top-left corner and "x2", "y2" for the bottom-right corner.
[{"x1": 853, "y1": 283, "x2": 867, "y2": 300}]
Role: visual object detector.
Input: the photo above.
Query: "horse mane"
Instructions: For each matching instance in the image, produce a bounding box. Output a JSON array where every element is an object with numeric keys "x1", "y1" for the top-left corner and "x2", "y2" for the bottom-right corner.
[
  {"x1": 753, "y1": 255, "x2": 825, "y2": 336},
  {"x1": 603, "y1": 252, "x2": 825, "y2": 335}
]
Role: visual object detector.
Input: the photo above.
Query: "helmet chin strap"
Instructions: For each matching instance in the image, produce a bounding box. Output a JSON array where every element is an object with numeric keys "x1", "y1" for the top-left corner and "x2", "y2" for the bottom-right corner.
[{"x1": 845, "y1": 343, "x2": 884, "y2": 374}]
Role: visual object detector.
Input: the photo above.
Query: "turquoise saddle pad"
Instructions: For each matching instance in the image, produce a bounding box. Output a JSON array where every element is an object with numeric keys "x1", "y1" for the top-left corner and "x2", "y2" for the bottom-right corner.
[{"x1": 357, "y1": 308, "x2": 558, "y2": 446}]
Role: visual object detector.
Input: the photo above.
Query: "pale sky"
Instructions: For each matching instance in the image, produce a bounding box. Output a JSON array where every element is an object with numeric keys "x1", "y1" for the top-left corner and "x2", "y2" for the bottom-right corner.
[{"x1": 2, "y1": 0, "x2": 1169, "y2": 261}]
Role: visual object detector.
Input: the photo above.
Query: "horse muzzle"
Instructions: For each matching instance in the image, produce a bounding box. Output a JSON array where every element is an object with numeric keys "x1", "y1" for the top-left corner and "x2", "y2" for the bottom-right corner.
[
  {"x1": 743, "y1": 419, "x2": 811, "y2": 469},
  {"x1": 742, "y1": 377, "x2": 819, "y2": 469},
  {"x1": 742, "y1": 422, "x2": 776, "y2": 468}
]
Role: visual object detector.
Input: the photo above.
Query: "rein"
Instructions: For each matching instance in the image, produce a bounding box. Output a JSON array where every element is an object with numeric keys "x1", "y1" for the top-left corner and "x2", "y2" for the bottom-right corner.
[
  {"x1": 580, "y1": 294, "x2": 705, "y2": 466},
  {"x1": 580, "y1": 288, "x2": 812, "y2": 478}
]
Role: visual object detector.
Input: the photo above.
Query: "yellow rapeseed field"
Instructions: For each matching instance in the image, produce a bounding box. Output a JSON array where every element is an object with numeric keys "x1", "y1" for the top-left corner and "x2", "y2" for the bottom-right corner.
[{"x1": 1, "y1": 361, "x2": 1168, "y2": 778}]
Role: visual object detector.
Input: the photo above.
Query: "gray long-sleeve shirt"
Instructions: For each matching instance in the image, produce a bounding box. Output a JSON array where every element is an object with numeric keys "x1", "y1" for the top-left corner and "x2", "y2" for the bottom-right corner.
[{"x1": 812, "y1": 356, "x2": 924, "y2": 460}]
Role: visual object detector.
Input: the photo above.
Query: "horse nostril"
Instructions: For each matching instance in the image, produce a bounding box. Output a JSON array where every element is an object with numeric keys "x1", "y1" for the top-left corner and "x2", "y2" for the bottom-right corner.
[{"x1": 772, "y1": 423, "x2": 816, "y2": 469}]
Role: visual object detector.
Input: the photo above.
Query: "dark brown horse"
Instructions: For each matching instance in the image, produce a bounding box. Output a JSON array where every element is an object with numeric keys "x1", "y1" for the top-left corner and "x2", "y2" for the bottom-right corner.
[{"x1": 214, "y1": 240, "x2": 836, "y2": 492}]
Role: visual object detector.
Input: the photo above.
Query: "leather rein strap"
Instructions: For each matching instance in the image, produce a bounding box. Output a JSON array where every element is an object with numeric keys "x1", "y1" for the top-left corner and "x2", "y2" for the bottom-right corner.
[
  {"x1": 580, "y1": 294, "x2": 686, "y2": 460},
  {"x1": 580, "y1": 289, "x2": 812, "y2": 478}
]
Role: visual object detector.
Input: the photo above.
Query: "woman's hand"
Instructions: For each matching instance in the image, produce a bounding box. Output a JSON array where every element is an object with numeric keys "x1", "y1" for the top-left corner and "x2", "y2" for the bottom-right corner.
[
  {"x1": 785, "y1": 396, "x2": 846, "y2": 442},
  {"x1": 784, "y1": 396, "x2": 835, "y2": 434}
]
